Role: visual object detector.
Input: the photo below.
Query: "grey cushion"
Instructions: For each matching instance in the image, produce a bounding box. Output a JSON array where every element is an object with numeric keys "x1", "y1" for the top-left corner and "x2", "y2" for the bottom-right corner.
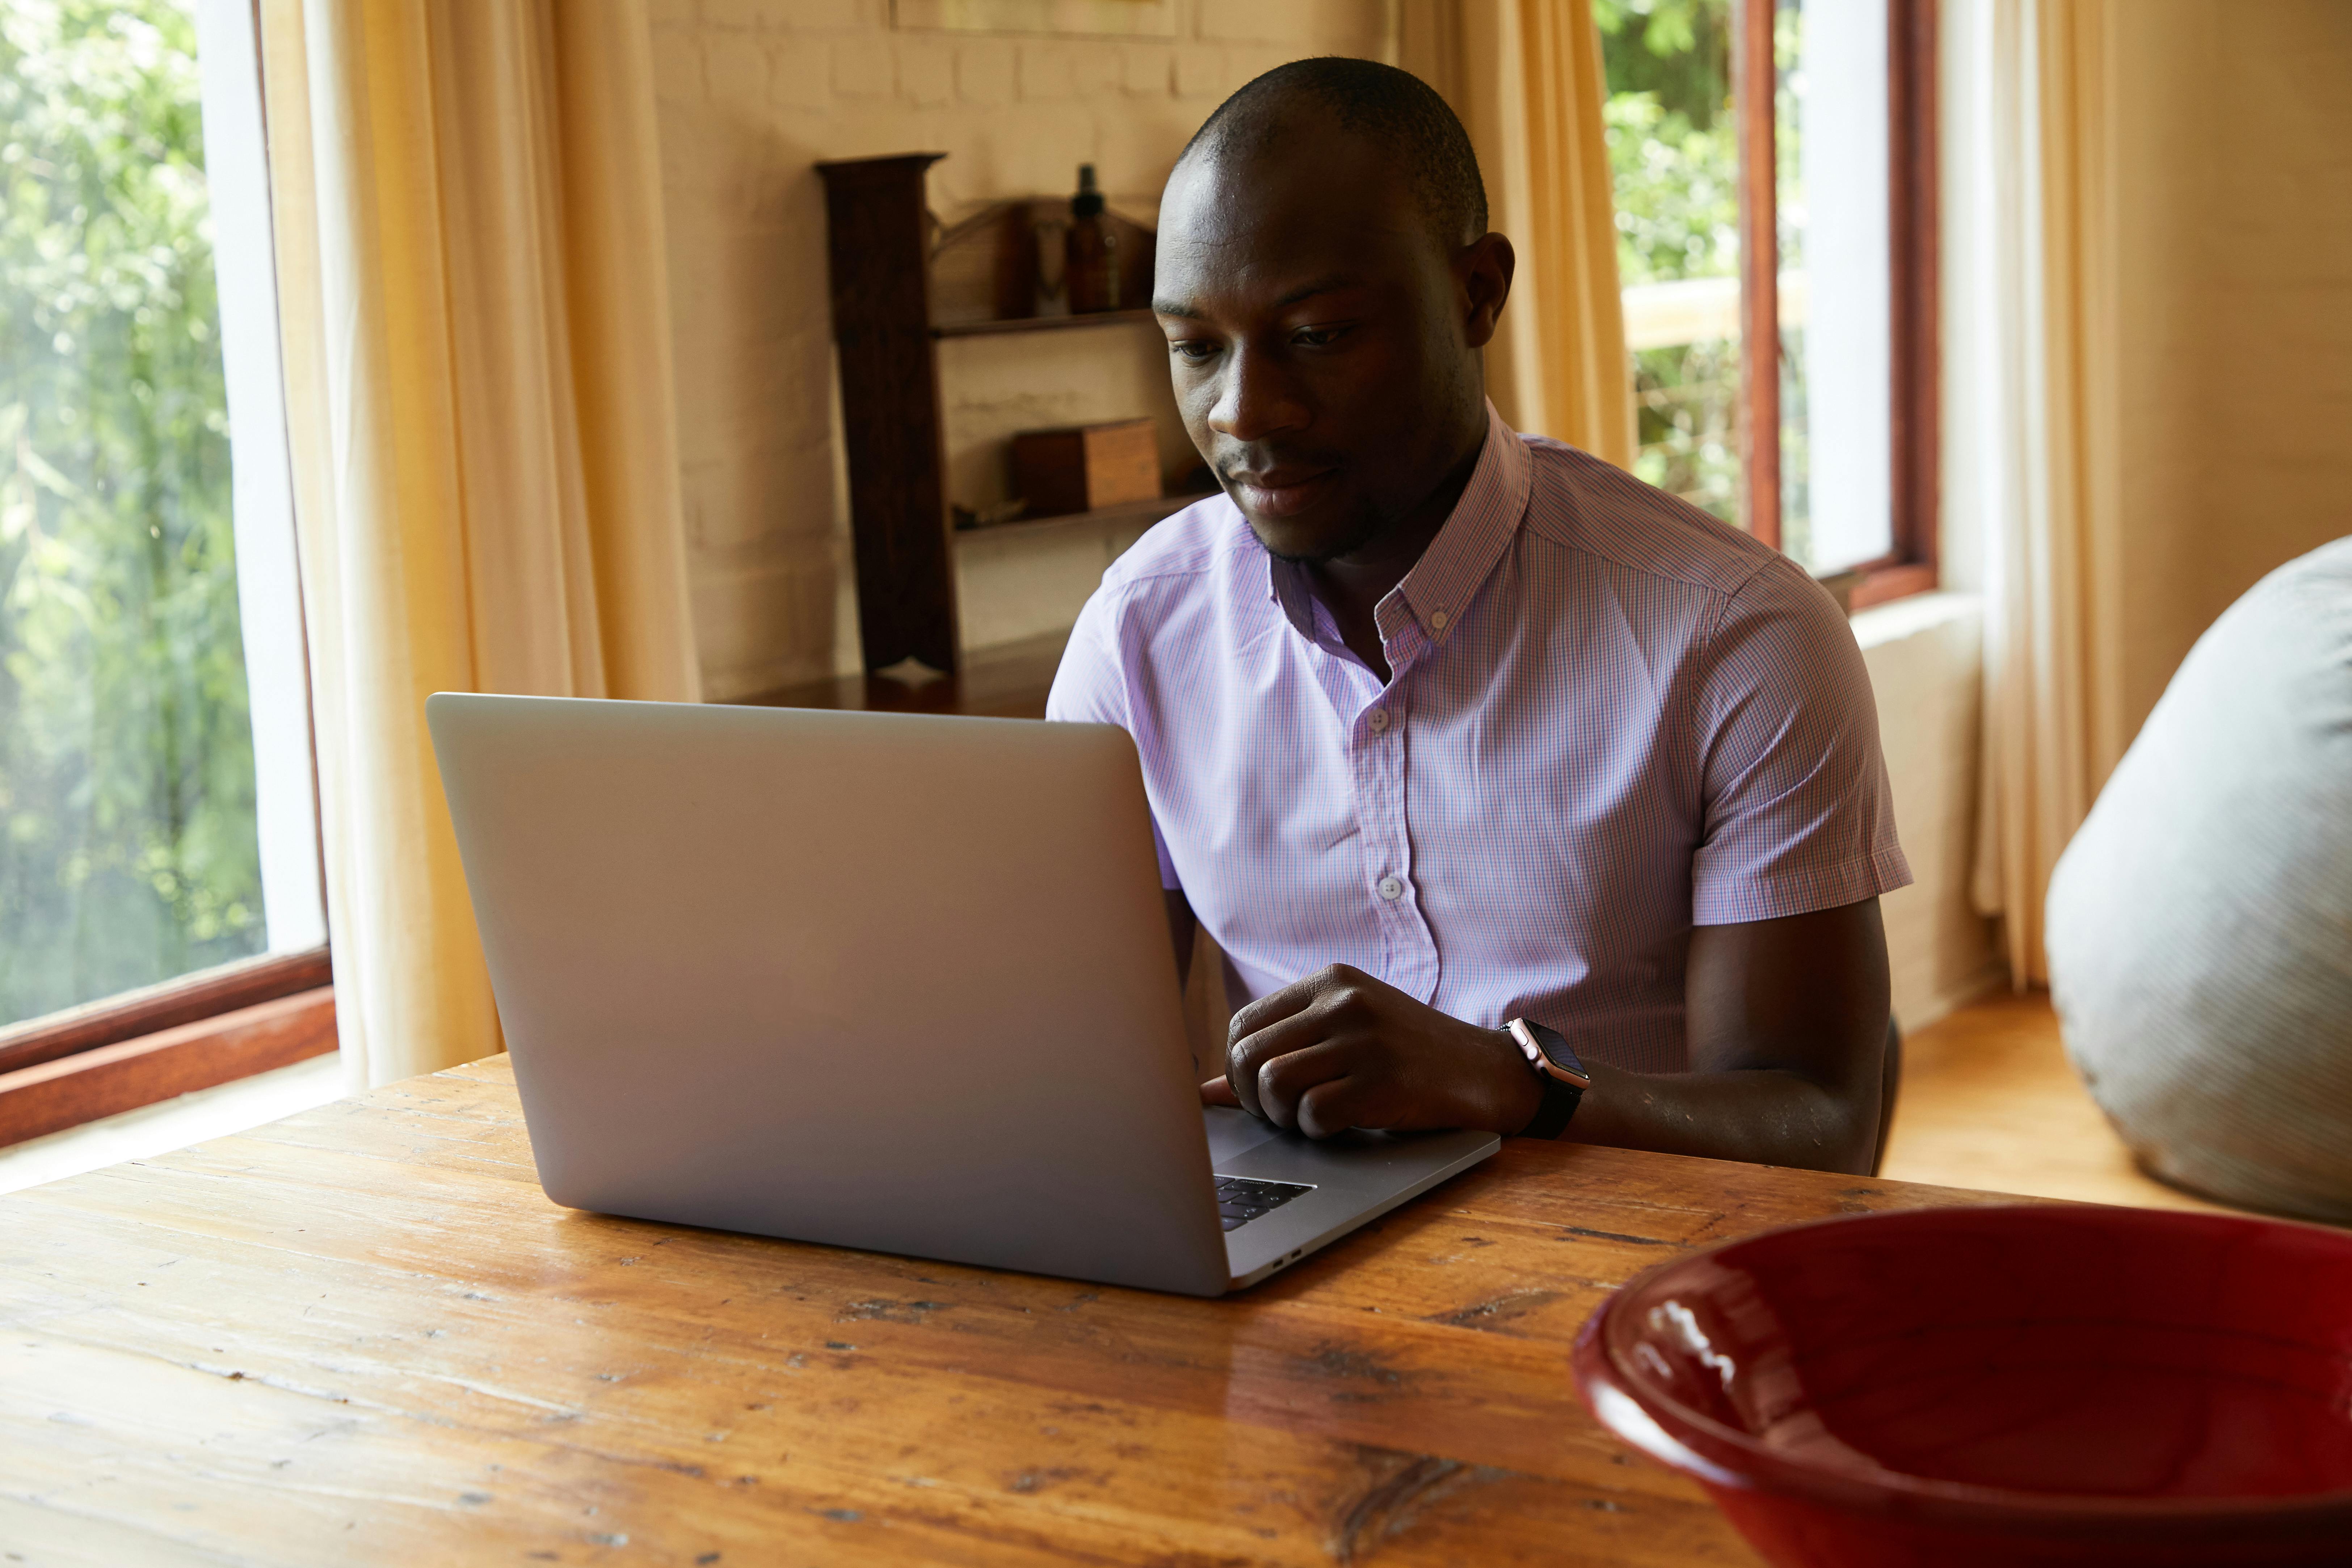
[{"x1": 2046, "y1": 535, "x2": 2352, "y2": 1223}]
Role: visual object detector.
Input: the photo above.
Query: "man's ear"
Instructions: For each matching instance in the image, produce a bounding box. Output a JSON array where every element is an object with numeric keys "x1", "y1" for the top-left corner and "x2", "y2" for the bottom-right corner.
[{"x1": 1461, "y1": 232, "x2": 1515, "y2": 349}]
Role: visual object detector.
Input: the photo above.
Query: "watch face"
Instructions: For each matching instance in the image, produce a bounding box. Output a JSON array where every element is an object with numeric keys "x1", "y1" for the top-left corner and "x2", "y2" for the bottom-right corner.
[{"x1": 1507, "y1": 1018, "x2": 1594, "y2": 1089}]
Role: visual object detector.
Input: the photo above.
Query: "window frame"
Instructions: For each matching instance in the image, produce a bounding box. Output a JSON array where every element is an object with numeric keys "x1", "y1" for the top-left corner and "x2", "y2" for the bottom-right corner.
[
  {"x1": 0, "y1": 947, "x2": 334, "y2": 1148},
  {"x1": 0, "y1": 0, "x2": 332, "y2": 1151},
  {"x1": 1733, "y1": 0, "x2": 1939, "y2": 607}
]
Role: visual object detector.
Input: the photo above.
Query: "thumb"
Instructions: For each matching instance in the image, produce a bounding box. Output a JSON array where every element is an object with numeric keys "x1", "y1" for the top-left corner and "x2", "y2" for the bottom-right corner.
[{"x1": 1199, "y1": 1075, "x2": 1241, "y2": 1107}]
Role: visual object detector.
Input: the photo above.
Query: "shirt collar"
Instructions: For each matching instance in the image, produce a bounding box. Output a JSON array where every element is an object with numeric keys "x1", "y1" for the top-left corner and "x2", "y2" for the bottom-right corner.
[
  {"x1": 1260, "y1": 400, "x2": 1532, "y2": 666},
  {"x1": 1384, "y1": 399, "x2": 1531, "y2": 650}
]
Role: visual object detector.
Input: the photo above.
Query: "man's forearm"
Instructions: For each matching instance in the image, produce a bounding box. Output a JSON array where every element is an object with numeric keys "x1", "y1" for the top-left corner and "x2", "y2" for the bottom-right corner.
[
  {"x1": 1209, "y1": 920, "x2": 1890, "y2": 1173},
  {"x1": 1565, "y1": 1059, "x2": 1878, "y2": 1176}
]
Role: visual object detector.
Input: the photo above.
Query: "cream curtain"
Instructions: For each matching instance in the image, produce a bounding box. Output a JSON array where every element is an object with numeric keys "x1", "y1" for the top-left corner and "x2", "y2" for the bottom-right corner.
[
  {"x1": 1952, "y1": 0, "x2": 2124, "y2": 985},
  {"x1": 1400, "y1": 0, "x2": 1636, "y2": 466},
  {"x1": 260, "y1": 0, "x2": 701, "y2": 1086}
]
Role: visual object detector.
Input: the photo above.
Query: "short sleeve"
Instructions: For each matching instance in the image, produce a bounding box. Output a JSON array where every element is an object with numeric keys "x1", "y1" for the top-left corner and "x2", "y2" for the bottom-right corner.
[
  {"x1": 1046, "y1": 594, "x2": 1184, "y2": 891},
  {"x1": 1687, "y1": 557, "x2": 1912, "y2": 924}
]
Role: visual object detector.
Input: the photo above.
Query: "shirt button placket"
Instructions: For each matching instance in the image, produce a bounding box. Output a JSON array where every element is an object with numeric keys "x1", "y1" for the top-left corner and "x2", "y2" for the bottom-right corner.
[
  {"x1": 1382, "y1": 697, "x2": 1439, "y2": 1001},
  {"x1": 1376, "y1": 705, "x2": 1403, "y2": 918},
  {"x1": 1355, "y1": 695, "x2": 1400, "y2": 987},
  {"x1": 1348, "y1": 699, "x2": 1393, "y2": 976}
]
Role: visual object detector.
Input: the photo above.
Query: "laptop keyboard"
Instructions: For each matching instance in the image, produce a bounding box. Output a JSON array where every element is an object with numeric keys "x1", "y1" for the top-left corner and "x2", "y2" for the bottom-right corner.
[{"x1": 1216, "y1": 1175, "x2": 1313, "y2": 1232}]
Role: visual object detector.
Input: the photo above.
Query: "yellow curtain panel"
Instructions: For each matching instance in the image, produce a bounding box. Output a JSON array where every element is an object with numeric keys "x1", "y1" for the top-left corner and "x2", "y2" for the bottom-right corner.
[
  {"x1": 260, "y1": 0, "x2": 700, "y2": 1085},
  {"x1": 1410, "y1": 0, "x2": 1635, "y2": 465},
  {"x1": 1965, "y1": 0, "x2": 2124, "y2": 985},
  {"x1": 1505, "y1": 0, "x2": 1637, "y2": 467}
]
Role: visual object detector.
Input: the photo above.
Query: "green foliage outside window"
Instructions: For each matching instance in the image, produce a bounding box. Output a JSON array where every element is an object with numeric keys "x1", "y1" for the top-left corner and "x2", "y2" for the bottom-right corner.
[
  {"x1": 0, "y1": 0, "x2": 264, "y2": 1028},
  {"x1": 1596, "y1": 0, "x2": 1743, "y2": 522}
]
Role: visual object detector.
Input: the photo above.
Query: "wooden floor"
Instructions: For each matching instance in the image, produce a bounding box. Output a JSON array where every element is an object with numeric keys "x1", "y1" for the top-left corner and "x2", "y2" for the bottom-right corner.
[{"x1": 1880, "y1": 989, "x2": 2241, "y2": 1215}]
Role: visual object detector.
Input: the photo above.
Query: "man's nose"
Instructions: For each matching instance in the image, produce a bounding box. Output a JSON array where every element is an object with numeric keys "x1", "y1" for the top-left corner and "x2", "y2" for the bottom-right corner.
[{"x1": 1207, "y1": 344, "x2": 1309, "y2": 444}]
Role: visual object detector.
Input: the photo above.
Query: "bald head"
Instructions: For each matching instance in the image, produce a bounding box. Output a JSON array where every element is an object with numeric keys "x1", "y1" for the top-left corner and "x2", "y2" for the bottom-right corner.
[
  {"x1": 1178, "y1": 57, "x2": 1488, "y2": 252},
  {"x1": 1150, "y1": 60, "x2": 1514, "y2": 568}
]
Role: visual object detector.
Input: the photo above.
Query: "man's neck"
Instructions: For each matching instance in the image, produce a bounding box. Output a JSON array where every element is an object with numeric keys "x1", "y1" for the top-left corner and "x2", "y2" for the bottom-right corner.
[{"x1": 1306, "y1": 426, "x2": 1487, "y2": 684}]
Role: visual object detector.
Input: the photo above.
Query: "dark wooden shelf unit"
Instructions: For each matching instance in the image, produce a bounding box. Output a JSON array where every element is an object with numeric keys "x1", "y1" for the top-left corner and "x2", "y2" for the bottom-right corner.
[{"x1": 815, "y1": 152, "x2": 1168, "y2": 677}]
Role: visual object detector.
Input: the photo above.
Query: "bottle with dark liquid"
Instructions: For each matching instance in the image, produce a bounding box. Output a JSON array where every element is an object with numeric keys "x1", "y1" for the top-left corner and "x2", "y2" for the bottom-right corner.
[{"x1": 1065, "y1": 164, "x2": 1120, "y2": 314}]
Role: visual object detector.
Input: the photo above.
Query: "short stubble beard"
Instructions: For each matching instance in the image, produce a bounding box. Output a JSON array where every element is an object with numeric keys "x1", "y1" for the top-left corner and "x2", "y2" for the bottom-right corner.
[{"x1": 1253, "y1": 495, "x2": 1394, "y2": 567}]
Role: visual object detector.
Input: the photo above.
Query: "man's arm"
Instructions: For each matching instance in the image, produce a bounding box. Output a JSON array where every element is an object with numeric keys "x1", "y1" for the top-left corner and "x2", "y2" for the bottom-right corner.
[
  {"x1": 1566, "y1": 897, "x2": 1890, "y2": 1171},
  {"x1": 1204, "y1": 896, "x2": 1891, "y2": 1175}
]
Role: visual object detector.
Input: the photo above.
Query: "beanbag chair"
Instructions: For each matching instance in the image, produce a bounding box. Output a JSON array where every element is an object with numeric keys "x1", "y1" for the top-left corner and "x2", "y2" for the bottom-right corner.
[{"x1": 2046, "y1": 536, "x2": 2352, "y2": 1223}]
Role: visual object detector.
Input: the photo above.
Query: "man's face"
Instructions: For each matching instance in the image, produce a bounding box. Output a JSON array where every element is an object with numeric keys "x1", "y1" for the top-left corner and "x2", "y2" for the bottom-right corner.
[{"x1": 1153, "y1": 123, "x2": 1489, "y2": 563}]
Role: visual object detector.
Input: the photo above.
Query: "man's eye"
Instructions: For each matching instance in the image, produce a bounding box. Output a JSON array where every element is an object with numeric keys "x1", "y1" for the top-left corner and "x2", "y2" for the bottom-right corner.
[
  {"x1": 1170, "y1": 340, "x2": 1219, "y2": 363},
  {"x1": 1292, "y1": 325, "x2": 1349, "y2": 349}
]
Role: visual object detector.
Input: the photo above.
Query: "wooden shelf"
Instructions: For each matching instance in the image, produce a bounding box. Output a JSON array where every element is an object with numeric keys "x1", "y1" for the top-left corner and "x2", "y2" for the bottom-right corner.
[
  {"x1": 933, "y1": 308, "x2": 1159, "y2": 339},
  {"x1": 815, "y1": 152, "x2": 1172, "y2": 676},
  {"x1": 955, "y1": 490, "x2": 1213, "y2": 547},
  {"x1": 742, "y1": 496, "x2": 1214, "y2": 719}
]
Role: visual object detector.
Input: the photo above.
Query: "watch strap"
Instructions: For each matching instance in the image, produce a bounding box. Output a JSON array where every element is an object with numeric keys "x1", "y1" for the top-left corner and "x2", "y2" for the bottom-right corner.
[
  {"x1": 1519, "y1": 1072, "x2": 1584, "y2": 1139},
  {"x1": 1506, "y1": 1018, "x2": 1588, "y2": 1139}
]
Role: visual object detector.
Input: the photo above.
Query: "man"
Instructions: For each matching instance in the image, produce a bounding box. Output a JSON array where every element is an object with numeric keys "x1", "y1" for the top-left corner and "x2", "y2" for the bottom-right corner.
[{"x1": 1046, "y1": 59, "x2": 1909, "y2": 1175}]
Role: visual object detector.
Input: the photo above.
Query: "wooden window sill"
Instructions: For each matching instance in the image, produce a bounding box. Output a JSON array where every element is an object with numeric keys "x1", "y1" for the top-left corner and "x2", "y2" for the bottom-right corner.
[
  {"x1": 0, "y1": 947, "x2": 333, "y2": 1077},
  {"x1": 0, "y1": 987, "x2": 337, "y2": 1151}
]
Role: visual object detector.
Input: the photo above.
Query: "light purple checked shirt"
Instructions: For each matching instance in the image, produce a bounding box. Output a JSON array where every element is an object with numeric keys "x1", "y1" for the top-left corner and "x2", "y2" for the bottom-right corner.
[{"x1": 1046, "y1": 403, "x2": 1911, "y2": 1074}]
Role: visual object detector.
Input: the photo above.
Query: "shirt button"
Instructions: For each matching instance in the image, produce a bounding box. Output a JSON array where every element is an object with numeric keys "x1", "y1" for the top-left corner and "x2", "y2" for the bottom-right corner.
[
  {"x1": 1367, "y1": 708, "x2": 1390, "y2": 733},
  {"x1": 1428, "y1": 609, "x2": 1450, "y2": 632},
  {"x1": 1376, "y1": 875, "x2": 1404, "y2": 901}
]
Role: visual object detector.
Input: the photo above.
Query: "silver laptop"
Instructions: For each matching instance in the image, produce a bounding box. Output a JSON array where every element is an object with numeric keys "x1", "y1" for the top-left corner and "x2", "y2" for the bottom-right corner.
[{"x1": 425, "y1": 693, "x2": 1498, "y2": 1296}]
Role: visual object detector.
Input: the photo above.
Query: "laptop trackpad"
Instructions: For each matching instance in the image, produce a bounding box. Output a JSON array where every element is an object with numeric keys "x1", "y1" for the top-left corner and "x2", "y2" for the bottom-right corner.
[{"x1": 1203, "y1": 1105, "x2": 1283, "y2": 1164}]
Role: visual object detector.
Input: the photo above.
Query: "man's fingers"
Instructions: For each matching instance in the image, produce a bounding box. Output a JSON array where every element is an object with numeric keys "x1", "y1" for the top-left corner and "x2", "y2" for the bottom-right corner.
[
  {"x1": 1253, "y1": 1038, "x2": 1360, "y2": 1131},
  {"x1": 1296, "y1": 1076, "x2": 1389, "y2": 1140},
  {"x1": 1200, "y1": 1075, "x2": 1241, "y2": 1107},
  {"x1": 1220, "y1": 964, "x2": 1475, "y2": 1137},
  {"x1": 1225, "y1": 971, "x2": 1325, "y2": 1048},
  {"x1": 1225, "y1": 1005, "x2": 1339, "y2": 1120},
  {"x1": 1227, "y1": 963, "x2": 1372, "y2": 1048}
]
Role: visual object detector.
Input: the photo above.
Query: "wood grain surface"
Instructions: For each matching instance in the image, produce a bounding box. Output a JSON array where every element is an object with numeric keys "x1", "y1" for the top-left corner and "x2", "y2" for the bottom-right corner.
[{"x1": 0, "y1": 1055, "x2": 2014, "y2": 1567}]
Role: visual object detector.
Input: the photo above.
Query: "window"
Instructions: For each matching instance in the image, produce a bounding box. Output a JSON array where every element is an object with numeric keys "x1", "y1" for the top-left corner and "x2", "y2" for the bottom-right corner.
[
  {"x1": 1601, "y1": 0, "x2": 1936, "y2": 605},
  {"x1": 0, "y1": 0, "x2": 330, "y2": 1145}
]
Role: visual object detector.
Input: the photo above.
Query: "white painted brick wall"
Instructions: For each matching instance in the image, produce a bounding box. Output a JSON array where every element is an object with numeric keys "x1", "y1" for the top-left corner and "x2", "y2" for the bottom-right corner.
[{"x1": 649, "y1": 0, "x2": 1392, "y2": 700}]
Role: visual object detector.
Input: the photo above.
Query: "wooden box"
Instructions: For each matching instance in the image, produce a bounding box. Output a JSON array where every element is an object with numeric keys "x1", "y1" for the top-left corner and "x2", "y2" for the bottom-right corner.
[{"x1": 1011, "y1": 418, "x2": 1161, "y2": 518}]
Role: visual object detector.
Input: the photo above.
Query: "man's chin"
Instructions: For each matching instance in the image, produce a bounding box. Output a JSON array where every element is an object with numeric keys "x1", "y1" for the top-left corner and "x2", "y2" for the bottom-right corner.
[{"x1": 1244, "y1": 501, "x2": 1387, "y2": 567}]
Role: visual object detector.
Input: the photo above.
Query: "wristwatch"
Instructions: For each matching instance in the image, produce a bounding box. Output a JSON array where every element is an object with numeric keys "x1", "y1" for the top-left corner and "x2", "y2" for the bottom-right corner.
[{"x1": 1505, "y1": 1017, "x2": 1592, "y2": 1139}]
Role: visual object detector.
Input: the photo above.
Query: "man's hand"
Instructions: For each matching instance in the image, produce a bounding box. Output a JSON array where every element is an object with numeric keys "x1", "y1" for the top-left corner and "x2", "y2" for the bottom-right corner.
[
  {"x1": 1201, "y1": 964, "x2": 1543, "y2": 1138},
  {"x1": 1192, "y1": 899, "x2": 1894, "y2": 1173}
]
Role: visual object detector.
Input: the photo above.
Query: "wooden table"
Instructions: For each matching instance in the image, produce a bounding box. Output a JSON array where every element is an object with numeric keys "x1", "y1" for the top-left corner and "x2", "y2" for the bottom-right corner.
[{"x1": 0, "y1": 1057, "x2": 2011, "y2": 1566}]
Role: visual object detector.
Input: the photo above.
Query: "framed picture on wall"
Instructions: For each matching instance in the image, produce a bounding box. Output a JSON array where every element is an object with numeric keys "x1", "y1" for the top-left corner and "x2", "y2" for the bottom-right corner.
[{"x1": 891, "y1": 0, "x2": 1178, "y2": 38}]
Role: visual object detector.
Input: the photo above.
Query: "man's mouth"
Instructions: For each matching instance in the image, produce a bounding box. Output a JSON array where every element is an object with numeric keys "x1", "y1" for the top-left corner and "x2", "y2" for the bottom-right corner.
[{"x1": 1225, "y1": 465, "x2": 1337, "y2": 519}]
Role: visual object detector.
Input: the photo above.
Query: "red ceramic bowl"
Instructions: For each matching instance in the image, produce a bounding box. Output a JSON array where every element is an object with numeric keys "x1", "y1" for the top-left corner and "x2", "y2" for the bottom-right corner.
[{"x1": 1573, "y1": 1204, "x2": 2352, "y2": 1567}]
